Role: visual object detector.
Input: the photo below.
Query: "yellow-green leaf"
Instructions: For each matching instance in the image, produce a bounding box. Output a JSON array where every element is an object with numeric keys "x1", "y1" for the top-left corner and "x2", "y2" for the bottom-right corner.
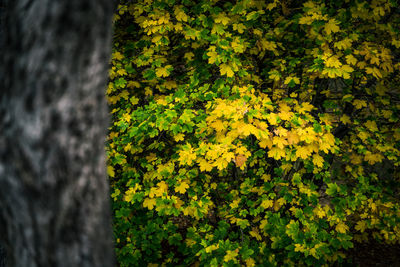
[{"x1": 175, "y1": 181, "x2": 189, "y2": 194}]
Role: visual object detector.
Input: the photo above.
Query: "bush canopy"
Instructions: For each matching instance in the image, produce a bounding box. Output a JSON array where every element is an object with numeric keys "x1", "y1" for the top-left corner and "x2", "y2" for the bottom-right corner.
[{"x1": 107, "y1": 0, "x2": 400, "y2": 266}]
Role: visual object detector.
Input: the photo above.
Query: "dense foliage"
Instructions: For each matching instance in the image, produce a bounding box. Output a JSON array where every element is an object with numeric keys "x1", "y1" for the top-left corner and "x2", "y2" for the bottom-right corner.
[{"x1": 107, "y1": 0, "x2": 400, "y2": 265}]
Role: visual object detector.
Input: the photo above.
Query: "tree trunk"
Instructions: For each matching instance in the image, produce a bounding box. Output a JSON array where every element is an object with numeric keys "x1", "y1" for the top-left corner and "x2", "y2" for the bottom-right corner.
[
  {"x1": 0, "y1": 0, "x2": 116, "y2": 266},
  {"x1": 0, "y1": 244, "x2": 5, "y2": 267}
]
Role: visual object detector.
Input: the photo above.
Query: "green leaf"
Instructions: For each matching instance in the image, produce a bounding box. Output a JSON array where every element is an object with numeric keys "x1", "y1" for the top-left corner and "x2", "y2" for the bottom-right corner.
[
  {"x1": 114, "y1": 78, "x2": 127, "y2": 88},
  {"x1": 326, "y1": 183, "x2": 339, "y2": 196}
]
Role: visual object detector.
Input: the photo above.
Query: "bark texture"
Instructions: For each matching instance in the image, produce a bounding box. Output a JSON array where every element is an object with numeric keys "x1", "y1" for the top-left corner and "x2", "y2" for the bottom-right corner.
[{"x1": 0, "y1": 0, "x2": 116, "y2": 266}]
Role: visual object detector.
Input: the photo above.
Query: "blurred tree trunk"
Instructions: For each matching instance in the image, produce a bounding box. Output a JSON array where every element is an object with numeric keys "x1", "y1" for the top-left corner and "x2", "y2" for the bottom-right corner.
[
  {"x1": 0, "y1": 0, "x2": 116, "y2": 266},
  {"x1": 0, "y1": 244, "x2": 5, "y2": 267}
]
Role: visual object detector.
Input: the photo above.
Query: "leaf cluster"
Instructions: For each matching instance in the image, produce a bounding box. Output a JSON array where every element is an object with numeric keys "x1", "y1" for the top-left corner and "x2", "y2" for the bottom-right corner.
[{"x1": 107, "y1": 0, "x2": 400, "y2": 266}]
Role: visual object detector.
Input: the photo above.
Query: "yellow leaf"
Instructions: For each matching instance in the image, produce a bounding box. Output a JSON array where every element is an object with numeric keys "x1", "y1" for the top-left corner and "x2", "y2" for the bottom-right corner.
[
  {"x1": 294, "y1": 243, "x2": 305, "y2": 252},
  {"x1": 172, "y1": 22, "x2": 183, "y2": 31},
  {"x1": 249, "y1": 228, "x2": 262, "y2": 241},
  {"x1": 151, "y1": 35, "x2": 162, "y2": 43},
  {"x1": 392, "y1": 39, "x2": 400, "y2": 48},
  {"x1": 342, "y1": 94, "x2": 353, "y2": 102},
  {"x1": 355, "y1": 221, "x2": 367, "y2": 233},
  {"x1": 284, "y1": 76, "x2": 300, "y2": 85},
  {"x1": 278, "y1": 110, "x2": 292, "y2": 121},
  {"x1": 357, "y1": 131, "x2": 370, "y2": 141},
  {"x1": 220, "y1": 64, "x2": 234, "y2": 77},
  {"x1": 370, "y1": 56, "x2": 380, "y2": 66},
  {"x1": 117, "y1": 68, "x2": 127, "y2": 76},
  {"x1": 373, "y1": 6, "x2": 385, "y2": 16},
  {"x1": 175, "y1": 181, "x2": 189, "y2": 194},
  {"x1": 310, "y1": 247, "x2": 318, "y2": 258},
  {"x1": 122, "y1": 113, "x2": 131, "y2": 122},
  {"x1": 107, "y1": 165, "x2": 115, "y2": 177},
  {"x1": 353, "y1": 99, "x2": 367, "y2": 109},
  {"x1": 364, "y1": 151, "x2": 384, "y2": 164},
  {"x1": 127, "y1": 81, "x2": 141, "y2": 88},
  {"x1": 156, "y1": 67, "x2": 169, "y2": 78},
  {"x1": 269, "y1": 70, "x2": 281, "y2": 81},
  {"x1": 299, "y1": 16, "x2": 313, "y2": 25},
  {"x1": 124, "y1": 143, "x2": 132, "y2": 152},
  {"x1": 173, "y1": 197, "x2": 183, "y2": 209},
  {"x1": 143, "y1": 198, "x2": 156, "y2": 210},
  {"x1": 233, "y1": 23, "x2": 246, "y2": 33},
  {"x1": 164, "y1": 80, "x2": 177, "y2": 89},
  {"x1": 214, "y1": 157, "x2": 229, "y2": 171},
  {"x1": 230, "y1": 199, "x2": 240, "y2": 209},
  {"x1": 119, "y1": 90, "x2": 129, "y2": 100},
  {"x1": 266, "y1": 1, "x2": 277, "y2": 10},
  {"x1": 274, "y1": 198, "x2": 286, "y2": 211},
  {"x1": 157, "y1": 180, "x2": 168, "y2": 192},
  {"x1": 313, "y1": 154, "x2": 324, "y2": 168},
  {"x1": 205, "y1": 244, "x2": 219, "y2": 253},
  {"x1": 296, "y1": 146, "x2": 312, "y2": 160},
  {"x1": 297, "y1": 102, "x2": 314, "y2": 114},
  {"x1": 175, "y1": 9, "x2": 188, "y2": 22},
  {"x1": 273, "y1": 136, "x2": 288, "y2": 149},
  {"x1": 357, "y1": 61, "x2": 367, "y2": 69},
  {"x1": 340, "y1": 64, "x2": 354, "y2": 73},
  {"x1": 336, "y1": 222, "x2": 349, "y2": 233},
  {"x1": 174, "y1": 133, "x2": 185, "y2": 142},
  {"x1": 207, "y1": 50, "x2": 218, "y2": 64},
  {"x1": 322, "y1": 68, "x2": 341, "y2": 78},
  {"x1": 259, "y1": 219, "x2": 268, "y2": 230},
  {"x1": 259, "y1": 138, "x2": 272, "y2": 149},
  {"x1": 149, "y1": 181, "x2": 168, "y2": 198},
  {"x1": 185, "y1": 239, "x2": 197, "y2": 248},
  {"x1": 267, "y1": 113, "x2": 279, "y2": 125},
  {"x1": 260, "y1": 199, "x2": 273, "y2": 209},
  {"x1": 365, "y1": 67, "x2": 382, "y2": 79},
  {"x1": 112, "y1": 52, "x2": 124, "y2": 61},
  {"x1": 286, "y1": 132, "x2": 300, "y2": 145},
  {"x1": 179, "y1": 144, "x2": 197, "y2": 165},
  {"x1": 245, "y1": 258, "x2": 256, "y2": 267},
  {"x1": 364, "y1": 120, "x2": 378, "y2": 132},
  {"x1": 346, "y1": 54, "x2": 357, "y2": 65},
  {"x1": 237, "y1": 123, "x2": 256, "y2": 136},
  {"x1": 198, "y1": 159, "x2": 213, "y2": 172},
  {"x1": 334, "y1": 38, "x2": 352, "y2": 50},
  {"x1": 210, "y1": 119, "x2": 225, "y2": 132},
  {"x1": 235, "y1": 154, "x2": 247, "y2": 167},
  {"x1": 130, "y1": 96, "x2": 139, "y2": 105},
  {"x1": 340, "y1": 115, "x2": 351, "y2": 125},
  {"x1": 182, "y1": 52, "x2": 194, "y2": 61},
  {"x1": 324, "y1": 19, "x2": 340, "y2": 35},
  {"x1": 156, "y1": 97, "x2": 168, "y2": 106},
  {"x1": 146, "y1": 153, "x2": 157, "y2": 162},
  {"x1": 231, "y1": 38, "x2": 245, "y2": 53},
  {"x1": 259, "y1": 39, "x2": 277, "y2": 51},
  {"x1": 215, "y1": 13, "x2": 230, "y2": 26},
  {"x1": 324, "y1": 55, "x2": 342, "y2": 68},
  {"x1": 224, "y1": 249, "x2": 239, "y2": 262},
  {"x1": 268, "y1": 147, "x2": 286, "y2": 160},
  {"x1": 313, "y1": 206, "x2": 326, "y2": 218},
  {"x1": 158, "y1": 15, "x2": 169, "y2": 24}
]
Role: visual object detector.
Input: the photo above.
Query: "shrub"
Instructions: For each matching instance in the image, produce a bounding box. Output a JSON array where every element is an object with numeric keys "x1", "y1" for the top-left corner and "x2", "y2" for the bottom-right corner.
[{"x1": 107, "y1": 0, "x2": 400, "y2": 266}]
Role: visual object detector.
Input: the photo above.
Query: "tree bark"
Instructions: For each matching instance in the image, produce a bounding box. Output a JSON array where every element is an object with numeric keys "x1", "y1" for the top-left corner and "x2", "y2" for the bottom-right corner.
[
  {"x1": 0, "y1": 243, "x2": 6, "y2": 267},
  {"x1": 0, "y1": 0, "x2": 116, "y2": 266}
]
